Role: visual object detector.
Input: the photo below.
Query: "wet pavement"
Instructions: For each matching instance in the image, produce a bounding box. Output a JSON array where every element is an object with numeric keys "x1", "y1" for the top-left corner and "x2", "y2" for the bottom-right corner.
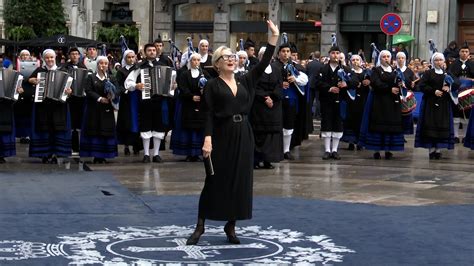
[{"x1": 5, "y1": 129, "x2": 474, "y2": 206}]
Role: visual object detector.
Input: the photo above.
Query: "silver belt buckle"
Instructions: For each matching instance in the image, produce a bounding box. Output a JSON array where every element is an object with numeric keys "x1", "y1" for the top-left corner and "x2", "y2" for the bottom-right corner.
[{"x1": 232, "y1": 114, "x2": 243, "y2": 122}]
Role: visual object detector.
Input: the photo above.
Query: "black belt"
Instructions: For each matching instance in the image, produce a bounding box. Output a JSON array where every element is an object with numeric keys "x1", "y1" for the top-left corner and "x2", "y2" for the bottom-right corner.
[{"x1": 216, "y1": 114, "x2": 247, "y2": 123}]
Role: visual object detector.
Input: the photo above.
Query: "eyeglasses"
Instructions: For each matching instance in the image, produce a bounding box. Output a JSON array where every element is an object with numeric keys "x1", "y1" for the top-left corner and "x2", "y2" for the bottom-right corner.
[{"x1": 219, "y1": 54, "x2": 237, "y2": 61}]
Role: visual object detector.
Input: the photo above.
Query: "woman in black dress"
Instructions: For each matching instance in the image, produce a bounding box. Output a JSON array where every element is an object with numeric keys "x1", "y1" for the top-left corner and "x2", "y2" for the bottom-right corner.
[
  {"x1": 415, "y1": 52, "x2": 454, "y2": 159},
  {"x1": 187, "y1": 20, "x2": 280, "y2": 245}
]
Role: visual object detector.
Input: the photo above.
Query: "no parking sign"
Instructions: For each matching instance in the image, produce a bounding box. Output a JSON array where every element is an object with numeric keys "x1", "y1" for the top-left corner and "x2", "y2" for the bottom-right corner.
[{"x1": 380, "y1": 13, "x2": 402, "y2": 35}]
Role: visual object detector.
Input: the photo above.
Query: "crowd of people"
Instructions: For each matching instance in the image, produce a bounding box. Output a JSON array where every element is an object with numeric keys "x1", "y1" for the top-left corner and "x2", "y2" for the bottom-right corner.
[{"x1": 0, "y1": 36, "x2": 473, "y2": 165}]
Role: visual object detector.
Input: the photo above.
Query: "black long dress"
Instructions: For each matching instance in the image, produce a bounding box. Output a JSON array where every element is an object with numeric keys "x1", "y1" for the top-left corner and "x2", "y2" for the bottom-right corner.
[
  {"x1": 415, "y1": 69, "x2": 454, "y2": 149},
  {"x1": 198, "y1": 44, "x2": 275, "y2": 221},
  {"x1": 342, "y1": 70, "x2": 370, "y2": 143},
  {"x1": 251, "y1": 64, "x2": 284, "y2": 163}
]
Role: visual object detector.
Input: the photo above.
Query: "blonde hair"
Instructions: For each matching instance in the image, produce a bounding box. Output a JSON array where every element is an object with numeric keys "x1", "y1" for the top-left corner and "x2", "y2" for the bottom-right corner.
[{"x1": 211, "y1": 46, "x2": 232, "y2": 68}]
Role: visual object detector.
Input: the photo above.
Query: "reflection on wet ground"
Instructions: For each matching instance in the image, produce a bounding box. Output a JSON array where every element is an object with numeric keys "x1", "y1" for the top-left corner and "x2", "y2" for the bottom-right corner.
[{"x1": 4, "y1": 133, "x2": 474, "y2": 206}]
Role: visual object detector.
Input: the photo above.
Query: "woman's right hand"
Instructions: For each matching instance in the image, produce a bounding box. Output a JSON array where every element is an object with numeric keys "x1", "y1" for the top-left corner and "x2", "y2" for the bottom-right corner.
[
  {"x1": 202, "y1": 136, "x2": 212, "y2": 158},
  {"x1": 29, "y1": 77, "x2": 38, "y2": 85}
]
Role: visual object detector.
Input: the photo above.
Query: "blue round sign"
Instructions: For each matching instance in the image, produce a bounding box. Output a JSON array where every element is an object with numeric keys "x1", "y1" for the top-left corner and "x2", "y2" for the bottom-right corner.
[{"x1": 380, "y1": 13, "x2": 402, "y2": 35}]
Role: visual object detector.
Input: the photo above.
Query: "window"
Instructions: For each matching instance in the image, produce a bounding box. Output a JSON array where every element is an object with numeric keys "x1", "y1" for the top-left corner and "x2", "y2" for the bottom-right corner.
[
  {"x1": 281, "y1": 3, "x2": 322, "y2": 22},
  {"x1": 174, "y1": 4, "x2": 214, "y2": 22},
  {"x1": 230, "y1": 3, "x2": 268, "y2": 21}
]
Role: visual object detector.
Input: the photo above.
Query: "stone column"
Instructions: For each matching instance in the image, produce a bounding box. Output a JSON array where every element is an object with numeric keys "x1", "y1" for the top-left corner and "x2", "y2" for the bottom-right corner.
[
  {"x1": 321, "y1": 3, "x2": 338, "y2": 55},
  {"x1": 70, "y1": 0, "x2": 79, "y2": 36},
  {"x1": 153, "y1": 0, "x2": 173, "y2": 43},
  {"x1": 213, "y1": 4, "x2": 229, "y2": 48},
  {"x1": 130, "y1": 0, "x2": 151, "y2": 46}
]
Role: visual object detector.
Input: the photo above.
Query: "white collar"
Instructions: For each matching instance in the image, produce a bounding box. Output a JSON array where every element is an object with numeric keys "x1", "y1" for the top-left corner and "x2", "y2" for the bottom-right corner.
[
  {"x1": 200, "y1": 53, "x2": 208, "y2": 63},
  {"x1": 125, "y1": 64, "x2": 133, "y2": 70},
  {"x1": 46, "y1": 65, "x2": 58, "y2": 71},
  {"x1": 398, "y1": 66, "x2": 407, "y2": 72},
  {"x1": 381, "y1": 64, "x2": 392, "y2": 72},
  {"x1": 96, "y1": 72, "x2": 108, "y2": 80},
  {"x1": 434, "y1": 68, "x2": 444, "y2": 74},
  {"x1": 191, "y1": 68, "x2": 200, "y2": 78}
]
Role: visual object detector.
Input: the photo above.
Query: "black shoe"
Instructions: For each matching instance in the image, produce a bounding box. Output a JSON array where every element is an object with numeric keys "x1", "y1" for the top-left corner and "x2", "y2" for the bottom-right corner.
[
  {"x1": 50, "y1": 157, "x2": 58, "y2": 164},
  {"x1": 152, "y1": 155, "x2": 162, "y2": 163},
  {"x1": 429, "y1": 151, "x2": 436, "y2": 160},
  {"x1": 348, "y1": 143, "x2": 355, "y2": 151},
  {"x1": 133, "y1": 149, "x2": 140, "y2": 155},
  {"x1": 185, "y1": 155, "x2": 192, "y2": 162},
  {"x1": 93, "y1": 157, "x2": 100, "y2": 164},
  {"x1": 332, "y1": 152, "x2": 341, "y2": 160},
  {"x1": 186, "y1": 225, "x2": 205, "y2": 245},
  {"x1": 322, "y1": 152, "x2": 331, "y2": 160},
  {"x1": 124, "y1": 147, "x2": 131, "y2": 156},
  {"x1": 284, "y1": 152, "x2": 294, "y2": 160},
  {"x1": 356, "y1": 145, "x2": 363, "y2": 151},
  {"x1": 373, "y1": 152, "x2": 381, "y2": 160},
  {"x1": 224, "y1": 222, "x2": 240, "y2": 244},
  {"x1": 42, "y1": 157, "x2": 49, "y2": 164},
  {"x1": 263, "y1": 162, "x2": 275, "y2": 169},
  {"x1": 254, "y1": 163, "x2": 261, "y2": 170},
  {"x1": 0, "y1": 157, "x2": 5, "y2": 164},
  {"x1": 384, "y1": 151, "x2": 393, "y2": 160},
  {"x1": 434, "y1": 152, "x2": 441, "y2": 160},
  {"x1": 454, "y1": 137, "x2": 460, "y2": 144},
  {"x1": 142, "y1": 155, "x2": 151, "y2": 163}
]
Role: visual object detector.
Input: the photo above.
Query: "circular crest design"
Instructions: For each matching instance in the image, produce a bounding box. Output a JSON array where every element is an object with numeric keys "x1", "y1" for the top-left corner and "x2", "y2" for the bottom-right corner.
[{"x1": 0, "y1": 225, "x2": 355, "y2": 264}]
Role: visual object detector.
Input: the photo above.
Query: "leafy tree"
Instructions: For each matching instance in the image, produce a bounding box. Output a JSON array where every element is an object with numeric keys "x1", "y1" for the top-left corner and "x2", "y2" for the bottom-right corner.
[
  {"x1": 97, "y1": 24, "x2": 139, "y2": 45},
  {"x1": 4, "y1": 0, "x2": 67, "y2": 39}
]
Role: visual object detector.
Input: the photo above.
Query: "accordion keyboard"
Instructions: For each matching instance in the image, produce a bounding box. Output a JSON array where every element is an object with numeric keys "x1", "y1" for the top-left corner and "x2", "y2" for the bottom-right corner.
[
  {"x1": 142, "y1": 69, "x2": 151, "y2": 99},
  {"x1": 34, "y1": 72, "x2": 46, "y2": 102}
]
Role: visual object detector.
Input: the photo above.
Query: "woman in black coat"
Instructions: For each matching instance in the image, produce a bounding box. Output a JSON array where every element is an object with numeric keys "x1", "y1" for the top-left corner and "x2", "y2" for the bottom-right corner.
[
  {"x1": 80, "y1": 56, "x2": 118, "y2": 163},
  {"x1": 186, "y1": 20, "x2": 280, "y2": 245}
]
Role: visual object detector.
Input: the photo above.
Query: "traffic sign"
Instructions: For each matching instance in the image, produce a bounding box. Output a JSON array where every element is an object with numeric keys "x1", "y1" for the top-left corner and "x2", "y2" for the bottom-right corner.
[{"x1": 380, "y1": 13, "x2": 402, "y2": 35}]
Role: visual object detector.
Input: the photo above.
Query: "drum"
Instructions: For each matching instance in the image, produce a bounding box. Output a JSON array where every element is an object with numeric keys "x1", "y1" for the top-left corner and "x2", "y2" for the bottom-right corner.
[
  {"x1": 458, "y1": 88, "x2": 474, "y2": 111},
  {"x1": 401, "y1": 91, "x2": 417, "y2": 115}
]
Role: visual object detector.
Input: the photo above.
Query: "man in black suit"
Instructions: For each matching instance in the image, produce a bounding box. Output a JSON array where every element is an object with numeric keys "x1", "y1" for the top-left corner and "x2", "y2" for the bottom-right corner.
[{"x1": 306, "y1": 51, "x2": 324, "y2": 120}]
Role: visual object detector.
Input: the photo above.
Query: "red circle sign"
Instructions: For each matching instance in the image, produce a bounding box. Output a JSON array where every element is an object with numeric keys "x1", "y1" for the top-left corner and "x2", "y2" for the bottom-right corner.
[{"x1": 380, "y1": 13, "x2": 402, "y2": 35}]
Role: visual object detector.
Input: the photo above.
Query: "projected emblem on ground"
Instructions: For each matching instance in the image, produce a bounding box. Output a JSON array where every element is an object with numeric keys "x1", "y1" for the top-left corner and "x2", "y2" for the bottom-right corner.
[{"x1": 0, "y1": 225, "x2": 355, "y2": 264}]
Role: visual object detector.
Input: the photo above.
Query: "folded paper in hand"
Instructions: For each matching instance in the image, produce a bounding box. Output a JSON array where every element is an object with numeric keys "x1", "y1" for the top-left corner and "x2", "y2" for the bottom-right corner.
[{"x1": 204, "y1": 155, "x2": 215, "y2": 176}]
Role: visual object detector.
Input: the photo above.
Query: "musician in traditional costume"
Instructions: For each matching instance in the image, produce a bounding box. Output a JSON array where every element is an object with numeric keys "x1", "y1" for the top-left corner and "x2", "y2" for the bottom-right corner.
[
  {"x1": 415, "y1": 52, "x2": 454, "y2": 159},
  {"x1": 457, "y1": 43, "x2": 474, "y2": 149},
  {"x1": 153, "y1": 37, "x2": 173, "y2": 67},
  {"x1": 83, "y1": 45, "x2": 98, "y2": 73},
  {"x1": 0, "y1": 68, "x2": 23, "y2": 163},
  {"x1": 359, "y1": 50, "x2": 405, "y2": 159},
  {"x1": 317, "y1": 46, "x2": 357, "y2": 159},
  {"x1": 14, "y1": 49, "x2": 37, "y2": 144},
  {"x1": 116, "y1": 49, "x2": 140, "y2": 156},
  {"x1": 395, "y1": 52, "x2": 417, "y2": 135},
  {"x1": 234, "y1": 50, "x2": 248, "y2": 79},
  {"x1": 342, "y1": 54, "x2": 370, "y2": 150},
  {"x1": 28, "y1": 49, "x2": 73, "y2": 163},
  {"x1": 125, "y1": 43, "x2": 173, "y2": 163},
  {"x1": 449, "y1": 42, "x2": 474, "y2": 144},
  {"x1": 289, "y1": 44, "x2": 312, "y2": 148},
  {"x1": 170, "y1": 52, "x2": 208, "y2": 161},
  {"x1": 244, "y1": 38, "x2": 259, "y2": 70},
  {"x1": 272, "y1": 41, "x2": 308, "y2": 160},
  {"x1": 79, "y1": 56, "x2": 119, "y2": 163},
  {"x1": 198, "y1": 39, "x2": 217, "y2": 78},
  {"x1": 251, "y1": 46, "x2": 284, "y2": 169},
  {"x1": 60, "y1": 47, "x2": 88, "y2": 155}
]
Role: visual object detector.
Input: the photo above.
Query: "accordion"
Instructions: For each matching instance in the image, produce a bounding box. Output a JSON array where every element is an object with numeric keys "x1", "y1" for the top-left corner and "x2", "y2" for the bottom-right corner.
[
  {"x1": 34, "y1": 70, "x2": 73, "y2": 103},
  {"x1": 141, "y1": 66, "x2": 172, "y2": 99},
  {"x1": 69, "y1": 68, "x2": 89, "y2": 97},
  {"x1": 16, "y1": 59, "x2": 40, "y2": 78},
  {"x1": 0, "y1": 69, "x2": 23, "y2": 101}
]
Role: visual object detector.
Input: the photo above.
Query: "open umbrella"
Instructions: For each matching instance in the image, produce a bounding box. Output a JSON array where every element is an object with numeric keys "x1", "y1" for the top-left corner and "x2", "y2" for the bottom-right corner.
[{"x1": 392, "y1": 34, "x2": 415, "y2": 45}]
